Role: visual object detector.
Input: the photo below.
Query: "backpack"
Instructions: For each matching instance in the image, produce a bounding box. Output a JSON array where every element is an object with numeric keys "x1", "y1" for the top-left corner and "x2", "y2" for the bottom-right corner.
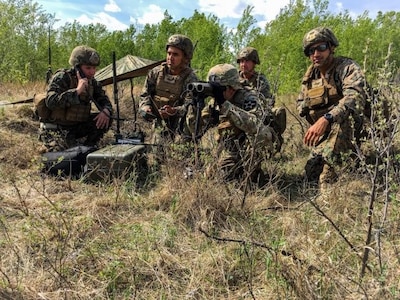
[
  {"x1": 33, "y1": 69, "x2": 75, "y2": 121},
  {"x1": 33, "y1": 92, "x2": 51, "y2": 120}
]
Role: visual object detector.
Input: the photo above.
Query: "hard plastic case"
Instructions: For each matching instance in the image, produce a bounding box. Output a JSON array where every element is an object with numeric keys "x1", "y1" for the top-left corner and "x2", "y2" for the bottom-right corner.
[{"x1": 85, "y1": 144, "x2": 147, "y2": 181}]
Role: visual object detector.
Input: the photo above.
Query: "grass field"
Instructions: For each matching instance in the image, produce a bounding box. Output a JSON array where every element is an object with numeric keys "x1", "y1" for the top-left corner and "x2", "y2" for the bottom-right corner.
[{"x1": 0, "y1": 80, "x2": 399, "y2": 299}]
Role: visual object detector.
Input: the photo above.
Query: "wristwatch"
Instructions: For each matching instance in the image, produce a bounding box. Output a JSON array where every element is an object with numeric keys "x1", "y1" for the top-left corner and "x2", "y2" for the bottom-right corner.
[{"x1": 323, "y1": 113, "x2": 334, "y2": 124}]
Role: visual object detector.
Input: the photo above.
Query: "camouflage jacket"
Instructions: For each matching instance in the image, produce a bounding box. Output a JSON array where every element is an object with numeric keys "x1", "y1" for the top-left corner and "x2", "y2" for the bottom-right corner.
[
  {"x1": 139, "y1": 63, "x2": 198, "y2": 118},
  {"x1": 239, "y1": 70, "x2": 272, "y2": 100},
  {"x1": 46, "y1": 68, "x2": 112, "y2": 118},
  {"x1": 297, "y1": 56, "x2": 366, "y2": 125},
  {"x1": 218, "y1": 88, "x2": 272, "y2": 146}
]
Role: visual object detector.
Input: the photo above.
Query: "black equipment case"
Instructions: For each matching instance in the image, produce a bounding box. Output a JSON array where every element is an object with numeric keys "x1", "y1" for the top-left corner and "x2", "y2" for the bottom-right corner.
[{"x1": 41, "y1": 145, "x2": 96, "y2": 177}]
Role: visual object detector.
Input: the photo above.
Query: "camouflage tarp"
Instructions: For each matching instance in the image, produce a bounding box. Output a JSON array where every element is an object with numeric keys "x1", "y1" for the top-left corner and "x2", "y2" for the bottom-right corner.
[{"x1": 95, "y1": 55, "x2": 164, "y2": 86}]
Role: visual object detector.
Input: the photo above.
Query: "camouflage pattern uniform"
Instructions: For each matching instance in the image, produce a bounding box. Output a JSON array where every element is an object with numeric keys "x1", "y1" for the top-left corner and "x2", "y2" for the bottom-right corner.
[
  {"x1": 237, "y1": 47, "x2": 272, "y2": 102},
  {"x1": 39, "y1": 46, "x2": 113, "y2": 152},
  {"x1": 139, "y1": 34, "x2": 198, "y2": 145},
  {"x1": 297, "y1": 27, "x2": 367, "y2": 187},
  {"x1": 237, "y1": 46, "x2": 286, "y2": 153},
  {"x1": 203, "y1": 64, "x2": 273, "y2": 182}
]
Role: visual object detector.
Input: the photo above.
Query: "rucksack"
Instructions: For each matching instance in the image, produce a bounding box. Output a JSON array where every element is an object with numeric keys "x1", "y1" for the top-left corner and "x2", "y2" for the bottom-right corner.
[
  {"x1": 33, "y1": 92, "x2": 51, "y2": 120},
  {"x1": 33, "y1": 69, "x2": 75, "y2": 121}
]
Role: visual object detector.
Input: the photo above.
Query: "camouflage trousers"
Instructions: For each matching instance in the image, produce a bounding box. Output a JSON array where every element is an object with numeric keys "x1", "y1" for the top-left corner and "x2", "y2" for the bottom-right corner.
[
  {"x1": 38, "y1": 114, "x2": 110, "y2": 152},
  {"x1": 203, "y1": 129, "x2": 263, "y2": 183},
  {"x1": 305, "y1": 120, "x2": 355, "y2": 186}
]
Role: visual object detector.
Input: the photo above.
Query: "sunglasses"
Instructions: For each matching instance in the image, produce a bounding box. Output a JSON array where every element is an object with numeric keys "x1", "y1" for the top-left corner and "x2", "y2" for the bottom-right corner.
[{"x1": 306, "y1": 43, "x2": 329, "y2": 56}]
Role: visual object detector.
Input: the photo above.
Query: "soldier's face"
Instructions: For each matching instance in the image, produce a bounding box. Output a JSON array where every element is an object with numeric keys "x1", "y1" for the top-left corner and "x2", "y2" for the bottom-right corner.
[
  {"x1": 166, "y1": 46, "x2": 187, "y2": 72},
  {"x1": 80, "y1": 65, "x2": 97, "y2": 79},
  {"x1": 224, "y1": 86, "x2": 236, "y2": 101},
  {"x1": 308, "y1": 42, "x2": 332, "y2": 69},
  {"x1": 238, "y1": 59, "x2": 255, "y2": 74}
]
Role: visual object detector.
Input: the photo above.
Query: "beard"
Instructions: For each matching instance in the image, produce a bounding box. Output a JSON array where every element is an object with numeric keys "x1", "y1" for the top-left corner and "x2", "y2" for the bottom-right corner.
[{"x1": 313, "y1": 52, "x2": 334, "y2": 69}]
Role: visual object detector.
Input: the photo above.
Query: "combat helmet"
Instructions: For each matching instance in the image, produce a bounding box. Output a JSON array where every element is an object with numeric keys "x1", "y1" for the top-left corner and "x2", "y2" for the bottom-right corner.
[
  {"x1": 68, "y1": 45, "x2": 100, "y2": 66},
  {"x1": 302, "y1": 27, "x2": 339, "y2": 56},
  {"x1": 166, "y1": 34, "x2": 194, "y2": 59},
  {"x1": 236, "y1": 46, "x2": 260, "y2": 64},
  {"x1": 207, "y1": 63, "x2": 241, "y2": 90}
]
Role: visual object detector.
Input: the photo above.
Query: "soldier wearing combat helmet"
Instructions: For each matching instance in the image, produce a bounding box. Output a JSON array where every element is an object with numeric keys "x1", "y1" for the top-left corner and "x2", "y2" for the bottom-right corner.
[
  {"x1": 236, "y1": 46, "x2": 272, "y2": 101},
  {"x1": 38, "y1": 45, "x2": 113, "y2": 152},
  {"x1": 165, "y1": 34, "x2": 194, "y2": 61},
  {"x1": 236, "y1": 46, "x2": 286, "y2": 153},
  {"x1": 202, "y1": 63, "x2": 274, "y2": 184},
  {"x1": 69, "y1": 45, "x2": 101, "y2": 67},
  {"x1": 139, "y1": 34, "x2": 198, "y2": 163},
  {"x1": 297, "y1": 26, "x2": 367, "y2": 191}
]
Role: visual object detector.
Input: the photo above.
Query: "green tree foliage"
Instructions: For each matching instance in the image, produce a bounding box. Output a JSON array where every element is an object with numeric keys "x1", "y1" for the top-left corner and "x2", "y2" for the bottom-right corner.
[
  {"x1": 0, "y1": 0, "x2": 399, "y2": 95},
  {"x1": 231, "y1": 6, "x2": 261, "y2": 57},
  {"x1": 0, "y1": 0, "x2": 51, "y2": 83},
  {"x1": 252, "y1": 0, "x2": 337, "y2": 94},
  {"x1": 100, "y1": 25, "x2": 137, "y2": 63},
  {"x1": 134, "y1": 11, "x2": 178, "y2": 61},
  {"x1": 180, "y1": 10, "x2": 230, "y2": 79}
]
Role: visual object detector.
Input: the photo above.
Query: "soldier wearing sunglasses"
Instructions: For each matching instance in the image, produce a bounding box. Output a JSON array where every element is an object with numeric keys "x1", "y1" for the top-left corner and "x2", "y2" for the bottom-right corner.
[{"x1": 296, "y1": 26, "x2": 367, "y2": 192}]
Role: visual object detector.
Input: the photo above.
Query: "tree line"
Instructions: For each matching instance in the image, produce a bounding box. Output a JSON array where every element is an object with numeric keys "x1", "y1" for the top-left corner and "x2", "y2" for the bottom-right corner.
[{"x1": 1, "y1": 0, "x2": 399, "y2": 94}]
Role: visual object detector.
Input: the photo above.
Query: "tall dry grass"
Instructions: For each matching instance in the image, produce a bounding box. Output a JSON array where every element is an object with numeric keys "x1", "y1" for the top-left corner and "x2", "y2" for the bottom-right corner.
[{"x1": 0, "y1": 72, "x2": 399, "y2": 300}]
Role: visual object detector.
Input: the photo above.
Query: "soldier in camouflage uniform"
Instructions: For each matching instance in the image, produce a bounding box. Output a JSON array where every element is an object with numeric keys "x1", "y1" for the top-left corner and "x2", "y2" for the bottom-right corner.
[
  {"x1": 203, "y1": 63, "x2": 274, "y2": 182},
  {"x1": 139, "y1": 34, "x2": 199, "y2": 145},
  {"x1": 297, "y1": 27, "x2": 367, "y2": 190},
  {"x1": 237, "y1": 46, "x2": 272, "y2": 103},
  {"x1": 38, "y1": 45, "x2": 113, "y2": 152},
  {"x1": 237, "y1": 46, "x2": 286, "y2": 153}
]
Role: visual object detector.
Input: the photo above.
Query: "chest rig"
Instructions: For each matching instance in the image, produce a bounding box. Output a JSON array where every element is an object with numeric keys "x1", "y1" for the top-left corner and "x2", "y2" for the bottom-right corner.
[
  {"x1": 49, "y1": 69, "x2": 94, "y2": 125},
  {"x1": 153, "y1": 64, "x2": 191, "y2": 108},
  {"x1": 302, "y1": 60, "x2": 343, "y2": 111}
]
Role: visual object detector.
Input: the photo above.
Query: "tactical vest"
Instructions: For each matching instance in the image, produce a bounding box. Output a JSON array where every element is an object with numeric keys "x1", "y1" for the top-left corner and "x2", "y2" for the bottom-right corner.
[
  {"x1": 302, "y1": 63, "x2": 342, "y2": 112},
  {"x1": 49, "y1": 69, "x2": 94, "y2": 125},
  {"x1": 153, "y1": 64, "x2": 191, "y2": 108},
  {"x1": 301, "y1": 59, "x2": 344, "y2": 123}
]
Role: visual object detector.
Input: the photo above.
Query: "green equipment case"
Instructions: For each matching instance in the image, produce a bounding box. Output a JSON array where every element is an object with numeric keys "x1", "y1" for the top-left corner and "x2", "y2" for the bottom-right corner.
[{"x1": 85, "y1": 144, "x2": 147, "y2": 182}]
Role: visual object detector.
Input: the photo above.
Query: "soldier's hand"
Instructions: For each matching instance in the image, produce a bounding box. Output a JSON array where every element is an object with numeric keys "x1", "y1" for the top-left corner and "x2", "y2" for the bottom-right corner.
[
  {"x1": 76, "y1": 71, "x2": 88, "y2": 96},
  {"x1": 159, "y1": 105, "x2": 176, "y2": 119},
  {"x1": 94, "y1": 108, "x2": 111, "y2": 129},
  {"x1": 139, "y1": 105, "x2": 156, "y2": 121},
  {"x1": 304, "y1": 116, "x2": 329, "y2": 147}
]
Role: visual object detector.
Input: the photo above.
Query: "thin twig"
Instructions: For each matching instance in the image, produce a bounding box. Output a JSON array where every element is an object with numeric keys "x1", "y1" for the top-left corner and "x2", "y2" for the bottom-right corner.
[
  {"x1": 198, "y1": 226, "x2": 320, "y2": 273},
  {"x1": 308, "y1": 197, "x2": 372, "y2": 274}
]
